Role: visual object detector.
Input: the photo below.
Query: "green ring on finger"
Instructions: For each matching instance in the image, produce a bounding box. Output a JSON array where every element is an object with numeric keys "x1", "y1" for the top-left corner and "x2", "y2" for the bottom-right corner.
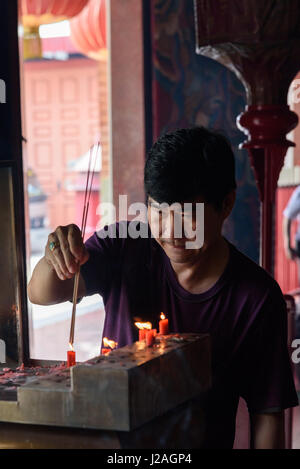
[{"x1": 49, "y1": 241, "x2": 59, "y2": 252}]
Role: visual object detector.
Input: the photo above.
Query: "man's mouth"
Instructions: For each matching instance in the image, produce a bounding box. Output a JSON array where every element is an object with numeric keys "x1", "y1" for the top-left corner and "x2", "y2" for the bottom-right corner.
[{"x1": 163, "y1": 241, "x2": 186, "y2": 249}]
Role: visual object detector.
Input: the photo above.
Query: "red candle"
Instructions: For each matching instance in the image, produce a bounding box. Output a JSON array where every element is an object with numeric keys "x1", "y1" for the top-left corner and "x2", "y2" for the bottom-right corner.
[
  {"x1": 153, "y1": 329, "x2": 157, "y2": 336},
  {"x1": 159, "y1": 313, "x2": 169, "y2": 335},
  {"x1": 135, "y1": 321, "x2": 152, "y2": 341},
  {"x1": 101, "y1": 337, "x2": 118, "y2": 356},
  {"x1": 146, "y1": 329, "x2": 155, "y2": 347},
  {"x1": 67, "y1": 350, "x2": 76, "y2": 367}
]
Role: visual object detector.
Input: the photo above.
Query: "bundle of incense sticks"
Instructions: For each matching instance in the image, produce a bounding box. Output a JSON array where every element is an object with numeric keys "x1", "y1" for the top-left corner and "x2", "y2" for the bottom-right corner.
[{"x1": 69, "y1": 142, "x2": 100, "y2": 348}]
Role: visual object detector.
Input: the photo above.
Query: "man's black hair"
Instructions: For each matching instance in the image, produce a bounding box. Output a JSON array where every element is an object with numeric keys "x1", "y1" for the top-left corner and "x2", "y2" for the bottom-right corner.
[{"x1": 144, "y1": 126, "x2": 237, "y2": 211}]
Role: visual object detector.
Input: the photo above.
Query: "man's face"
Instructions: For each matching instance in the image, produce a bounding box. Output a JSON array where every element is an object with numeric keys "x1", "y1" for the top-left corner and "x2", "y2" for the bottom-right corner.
[{"x1": 147, "y1": 194, "x2": 232, "y2": 264}]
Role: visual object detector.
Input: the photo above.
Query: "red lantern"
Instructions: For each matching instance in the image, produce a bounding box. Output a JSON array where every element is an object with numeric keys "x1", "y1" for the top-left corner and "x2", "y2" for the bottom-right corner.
[
  {"x1": 20, "y1": 0, "x2": 89, "y2": 27},
  {"x1": 20, "y1": 0, "x2": 89, "y2": 60},
  {"x1": 69, "y1": 0, "x2": 106, "y2": 60}
]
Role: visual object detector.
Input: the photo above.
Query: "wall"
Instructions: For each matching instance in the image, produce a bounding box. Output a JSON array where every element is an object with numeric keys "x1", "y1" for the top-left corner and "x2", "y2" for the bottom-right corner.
[
  {"x1": 276, "y1": 71, "x2": 300, "y2": 292},
  {"x1": 109, "y1": 0, "x2": 146, "y2": 214},
  {"x1": 150, "y1": 0, "x2": 260, "y2": 262},
  {"x1": 275, "y1": 186, "x2": 299, "y2": 293},
  {"x1": 23, "y1": 57, "x2": 101, "y2": 230}
]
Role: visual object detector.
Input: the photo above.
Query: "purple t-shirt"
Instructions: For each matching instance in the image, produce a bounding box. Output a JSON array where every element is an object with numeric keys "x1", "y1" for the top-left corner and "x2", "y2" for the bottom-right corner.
[{"x1": 81, "y1": 221, "x2": 298, "y2": 448}]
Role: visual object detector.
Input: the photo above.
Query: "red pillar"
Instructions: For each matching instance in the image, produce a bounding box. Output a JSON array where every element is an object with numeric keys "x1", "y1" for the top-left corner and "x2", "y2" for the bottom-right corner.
[{"x1": 194, "y1": 0, "x2": 300, "y2": 274}]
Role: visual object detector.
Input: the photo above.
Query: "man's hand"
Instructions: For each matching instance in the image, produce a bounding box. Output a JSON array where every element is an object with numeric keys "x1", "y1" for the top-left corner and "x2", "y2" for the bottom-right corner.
[
  {"x1": 250, "y1": 411, "x2": 285, "y2": 449},
  {"x1": 28, "y1": 224, "x2": 88, "y2": 305},
  {"x1": 45, "y1": 224, "x2": 89, "y2": 281},
  {"x1": 283, "y1": 216, "x2": 297, "y2": 261},
  {"x1": 284, "y1": 245, "x2": 298, "y2": 261}
]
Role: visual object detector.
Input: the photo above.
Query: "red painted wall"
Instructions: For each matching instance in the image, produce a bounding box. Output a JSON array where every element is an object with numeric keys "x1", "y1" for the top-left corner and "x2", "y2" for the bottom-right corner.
[
  {"x1": 22, "y1": 57, "x2": 101, "y2": 231},
  {"x1": 275, "y1": 186, "x2": 299, "y2": 293}
]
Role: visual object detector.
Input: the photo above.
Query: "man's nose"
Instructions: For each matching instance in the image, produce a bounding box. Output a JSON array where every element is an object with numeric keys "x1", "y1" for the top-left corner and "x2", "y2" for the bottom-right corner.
[{"x1": 162, "y1": 210, "x2": 180, "y2": 239}]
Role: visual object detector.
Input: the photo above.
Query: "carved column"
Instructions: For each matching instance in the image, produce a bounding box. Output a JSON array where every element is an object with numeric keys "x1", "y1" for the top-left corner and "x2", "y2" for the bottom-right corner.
[{"x1": 194, "y1": 0, "x2": 300, "y2": 274}]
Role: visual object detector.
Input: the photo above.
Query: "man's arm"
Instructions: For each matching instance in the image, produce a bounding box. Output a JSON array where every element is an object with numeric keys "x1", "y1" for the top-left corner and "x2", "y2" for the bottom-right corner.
[
  {"x1": 28, "y1": 255, "x2": 86, "y2": 305},
  {"x1": 283, "y1": 216, "x2": 297, "y2": 261},
  {"x1": 240, "y1": 285, "x2": 298, "y2": 449},
  {"x1": 250, "y1": 411, "x2": 285, "y2": 449},
  {"x1": 28, "y1": 224, "x2": 88, "y2": 305}
]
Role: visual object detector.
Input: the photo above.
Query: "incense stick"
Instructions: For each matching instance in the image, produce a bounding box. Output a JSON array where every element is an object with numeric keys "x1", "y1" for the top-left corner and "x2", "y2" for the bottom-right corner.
[{"x1": 69, "y1": 143, "x2": 100, "y2": 346}]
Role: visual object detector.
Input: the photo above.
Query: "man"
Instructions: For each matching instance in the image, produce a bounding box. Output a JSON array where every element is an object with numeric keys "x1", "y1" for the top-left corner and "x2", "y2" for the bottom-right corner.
[
  {"x1": 283, "y1": 185, "x2": 300, "y2": 265},
  {"x1": 28, "y1": 127, "x2": 298, "y2": 449},
  {"x1": 283, "y1": 186, "x2": 300, "y2": 385}
]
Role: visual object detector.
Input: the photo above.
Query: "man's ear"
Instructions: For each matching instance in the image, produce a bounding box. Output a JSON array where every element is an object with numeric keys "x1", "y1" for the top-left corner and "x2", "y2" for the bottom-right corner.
[{"x1": 222, "y1": 190, "x2": 236, "y2": 219}]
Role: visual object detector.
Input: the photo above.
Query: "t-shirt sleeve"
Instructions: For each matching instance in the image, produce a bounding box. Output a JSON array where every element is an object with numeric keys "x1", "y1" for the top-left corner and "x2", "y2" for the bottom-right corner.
[
  {"x1": 80, "y1": 222, "x2": 124, "y2": 298},
  {"x1": 283, "y1": 186, "x2": 300, "y2": 219},
  {"x1": 240, "y1": 283, "x2": 299, "y2": 414}
]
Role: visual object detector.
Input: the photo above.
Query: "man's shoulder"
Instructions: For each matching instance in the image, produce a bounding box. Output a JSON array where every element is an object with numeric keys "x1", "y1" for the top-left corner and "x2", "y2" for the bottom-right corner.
[
  {"x1": 229, "y1": 242, "x2": 283, "y2": 300},
  {"x1": 88, "y1": 220, "x2": 155, "y2": 256},
  {"x1": 95, "y1": 219, "x2": 151, "y2": 241}
]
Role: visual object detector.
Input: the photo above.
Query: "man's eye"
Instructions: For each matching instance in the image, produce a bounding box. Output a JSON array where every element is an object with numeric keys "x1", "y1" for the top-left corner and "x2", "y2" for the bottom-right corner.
[{"x1": 151, "y1": 206, "x2": 168, "y2": 213}]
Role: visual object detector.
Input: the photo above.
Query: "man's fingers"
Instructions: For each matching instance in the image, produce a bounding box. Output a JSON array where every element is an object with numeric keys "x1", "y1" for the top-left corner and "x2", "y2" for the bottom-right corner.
[
  {"x1": 67, "y1": 224, "x2": 89, "y2": 264},
  {"x1": 45, "y1": 224, "x2": 89, "y2": 281},
  {"x1": 79, "y1": 247, "x2": 90, "y2": 266},
  {"x1": 51, "y1": 256, "x2": 70, "y2": 281},
  {"x1": 52, "y1": 247, "x2": 73, "y2": 279},
  {"x1": 45, "y1": 245, "x2": 69, "y2": 281},
  {"x1": 55, "y1": 226, "x2": 78, "y2": 274},
  {"x1": 46, "y1": 231, "x2": 73, "y2": 279}
]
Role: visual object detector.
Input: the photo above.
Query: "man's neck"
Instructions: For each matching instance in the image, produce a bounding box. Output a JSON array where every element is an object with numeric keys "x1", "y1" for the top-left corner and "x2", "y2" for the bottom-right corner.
[{"x1": 169, "y1": 237, "x2": 230, "y2": 295}]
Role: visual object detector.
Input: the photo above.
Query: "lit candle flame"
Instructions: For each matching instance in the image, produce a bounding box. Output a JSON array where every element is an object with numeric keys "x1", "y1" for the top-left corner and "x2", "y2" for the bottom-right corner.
[
  {"x1": 69, "y1": 342, "x2": 74, "y2": 351},
  {"x1": 160, "y1": 313, "x2": 166, "y2": 320},
  {"x1": 103, "y1": 337, "x2": 118, "y2": 349},
  {"x1": 134, "y1": 321, "x2": 152, "y2": 330}
]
